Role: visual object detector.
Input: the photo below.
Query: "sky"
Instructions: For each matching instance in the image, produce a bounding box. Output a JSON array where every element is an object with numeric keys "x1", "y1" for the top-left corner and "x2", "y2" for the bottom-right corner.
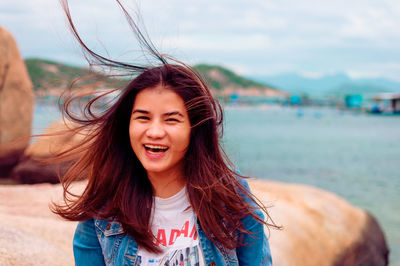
[{"x1": 1, "y1": 0, "x2": 400, "y2": 81}]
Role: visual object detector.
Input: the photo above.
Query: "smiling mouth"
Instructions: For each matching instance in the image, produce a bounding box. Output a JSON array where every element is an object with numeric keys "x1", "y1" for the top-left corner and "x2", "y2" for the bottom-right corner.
[{"x1": 144, "y1": 144, "x2": 169, "y2": 154}]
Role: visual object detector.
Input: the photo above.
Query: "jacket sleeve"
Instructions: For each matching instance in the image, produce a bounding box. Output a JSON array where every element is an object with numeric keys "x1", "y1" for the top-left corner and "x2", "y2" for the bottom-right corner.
[
  {"x1": 236, "y1": 178, "x2": 273, "y2": 266},
  {"x1": 73, "y1": 219, "x2": 106, "y2": 266}
]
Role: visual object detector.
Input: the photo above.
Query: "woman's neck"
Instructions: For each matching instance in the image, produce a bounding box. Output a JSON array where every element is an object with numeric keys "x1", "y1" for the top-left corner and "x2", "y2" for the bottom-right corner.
[{"x1": 147, "y1": 169, "x2": 186, "y2": 199}]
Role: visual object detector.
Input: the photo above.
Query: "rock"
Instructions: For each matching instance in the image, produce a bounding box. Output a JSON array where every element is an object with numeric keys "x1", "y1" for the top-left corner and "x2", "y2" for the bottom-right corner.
[
  {"x1": 0, "y1": 26, "x2": 34, "y2": 178},
  {"x1": 0, "y1": 182, "x2": 80, "y2": 266},
  {"x1": 333, "y1": 214, "x2": 389, "y2": 266},
  {"x1": 0, "y1": 224, "x2": 72, "y2": 266},
  {"x1": 24, "y1": 120, "x2": 84, "y2": 159},
  {"x1": 248, "y1": 179, "x2": 389, "y2": 266},
  {"x1": 0, "y1": 180, "x2": 389, "y2": 266},
  {"x1": 11, "y1": 159, "x2": 70, "y2": 184},
  {"x1": 11, "y1": 120, "x2": 84, "y2": 184}
]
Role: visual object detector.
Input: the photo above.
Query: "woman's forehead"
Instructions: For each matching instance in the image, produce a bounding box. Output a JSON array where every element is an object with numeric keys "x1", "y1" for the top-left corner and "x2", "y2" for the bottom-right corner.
[{"x1": 132, "y1": 87, "x2": 188, "y2": 114}]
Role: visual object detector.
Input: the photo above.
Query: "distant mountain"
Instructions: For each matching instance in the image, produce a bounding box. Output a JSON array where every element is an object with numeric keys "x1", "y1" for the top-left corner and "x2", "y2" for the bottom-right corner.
[
  {"x1": 193, "y1": 64, "x2": 287, "y2": 97},
  {"x1": 250, "y1": 73, "x2": 400, "y2": 96},
  {"x1": 25, "y1": 59, "x2": 287, "y2": 97}
]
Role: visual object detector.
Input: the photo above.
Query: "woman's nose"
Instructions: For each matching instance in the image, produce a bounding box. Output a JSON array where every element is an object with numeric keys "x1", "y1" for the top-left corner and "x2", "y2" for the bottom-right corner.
[{"x1": 146, "y1": 121, "x2": 166, "y2": 138}]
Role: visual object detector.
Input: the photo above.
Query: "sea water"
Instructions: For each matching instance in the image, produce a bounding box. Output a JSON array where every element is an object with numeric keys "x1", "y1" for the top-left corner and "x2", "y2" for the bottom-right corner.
[
  {"x1": 33, "y1": 104, "x2": 400, "y2": 265},
  {"x1": 223, "y1": 106, "x2": 400, "y2": 265}
]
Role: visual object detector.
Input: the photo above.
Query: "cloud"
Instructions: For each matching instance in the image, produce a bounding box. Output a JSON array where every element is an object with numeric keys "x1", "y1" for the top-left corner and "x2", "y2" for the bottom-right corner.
[
  {"x1": 160, "y1": 34, "x2": 271, "y2": 52},
  {"x1": 339, "y1": 6, "x2": 400, "y2": 39},
  {"x1": 1, "y1": 0, "x2": 399, "y2": 80}
]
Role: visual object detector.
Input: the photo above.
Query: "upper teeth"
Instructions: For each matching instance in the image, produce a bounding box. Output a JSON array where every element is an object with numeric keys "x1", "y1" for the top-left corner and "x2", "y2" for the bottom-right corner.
[{"x1": 145, "y1": 144, "x2": 168, "y2": 150}]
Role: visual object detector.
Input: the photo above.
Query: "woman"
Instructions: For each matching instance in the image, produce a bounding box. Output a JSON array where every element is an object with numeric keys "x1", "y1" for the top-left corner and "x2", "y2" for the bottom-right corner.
[{"x1": 53, "y1": 1, "x2": 277, "y2": 265}]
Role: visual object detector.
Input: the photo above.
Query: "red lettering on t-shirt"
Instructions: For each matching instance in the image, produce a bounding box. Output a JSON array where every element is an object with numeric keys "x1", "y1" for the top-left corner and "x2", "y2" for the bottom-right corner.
[
  {"x1": 156, "y1": 229, "x2": 167, "y2": 246},
  {"x1": 169, "y1": 229, "x2": 181, "y2": 245},
  {"x1": 180, "y1": 221, "x2": 189, "y2": 237},
  {"x1": 189, "y1": 224, "x2": 198, "y2": 240},
  {"x1": 155, "y1": 221, "x2": 199, "y2": 247}
]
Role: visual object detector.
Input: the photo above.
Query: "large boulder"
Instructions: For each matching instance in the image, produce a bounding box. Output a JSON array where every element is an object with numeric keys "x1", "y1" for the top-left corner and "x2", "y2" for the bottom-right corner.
[
  {"x1": 0, "y1": 180, "x2": 389, "y2": 266},
  {"x1": 249, "y1": 180, "x2": 389, "y2": 266},
  {"x1": 0, "y1": 182, "x2": 78, "y2": 266},
  {"x1": 0, "y1": 26, "x2": 34, "y2": 178},
  {"x1": 11, "y1": 120, "x2": 84, "y2": 184}
]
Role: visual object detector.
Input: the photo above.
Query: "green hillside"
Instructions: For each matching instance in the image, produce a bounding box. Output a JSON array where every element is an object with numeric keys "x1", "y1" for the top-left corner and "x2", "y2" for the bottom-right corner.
[
  {"x1": 25, "y1": 58, "x2": 123, "y2": 91},
  {"x1": 193, "y1": 64, "x2": 275, "y2": 91},
  {"x1": 25, "y1": 59, "x2": 279, "y2": 95}
]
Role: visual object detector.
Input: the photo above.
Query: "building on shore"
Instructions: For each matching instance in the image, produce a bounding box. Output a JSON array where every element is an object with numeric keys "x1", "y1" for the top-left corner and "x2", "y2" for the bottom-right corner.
[
  {"x1": 344, "y1": 94, "x2": 363, "y2": 108},
  {"x1": 371, "y1": 93, "x2": 400, "y2": 114}
]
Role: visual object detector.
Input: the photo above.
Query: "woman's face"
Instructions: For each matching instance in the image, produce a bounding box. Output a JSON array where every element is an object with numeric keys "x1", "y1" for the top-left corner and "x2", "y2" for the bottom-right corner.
[{"x1": 129, "y1": 86, "x2": 191, "y2": 178}]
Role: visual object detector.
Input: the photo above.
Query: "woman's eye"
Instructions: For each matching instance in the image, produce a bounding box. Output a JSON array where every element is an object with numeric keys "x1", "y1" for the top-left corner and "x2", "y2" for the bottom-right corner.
[
  {"x1": 137, "y1": 116, "x2": 150, "y2": 120},
  {"x1": 166, "y1": 118, "x2": 179, "y2": 122}
]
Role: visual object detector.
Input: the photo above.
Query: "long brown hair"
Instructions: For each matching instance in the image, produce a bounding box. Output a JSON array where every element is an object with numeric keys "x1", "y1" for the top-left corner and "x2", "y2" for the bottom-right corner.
[{"x1": 52, "y1": 0, "x2": 278, "y2": 253}]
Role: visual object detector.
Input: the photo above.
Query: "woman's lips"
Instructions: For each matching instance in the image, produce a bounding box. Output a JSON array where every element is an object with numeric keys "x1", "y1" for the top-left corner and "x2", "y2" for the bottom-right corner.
[{"x1": 143, "y1": 144, "x2": 168, "y2": 159}]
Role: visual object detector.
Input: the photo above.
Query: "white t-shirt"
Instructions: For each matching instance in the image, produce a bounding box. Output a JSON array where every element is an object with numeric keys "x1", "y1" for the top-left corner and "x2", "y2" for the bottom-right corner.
[{"x1": 136, "y1": 187, "x2": 205, "y2": 266}]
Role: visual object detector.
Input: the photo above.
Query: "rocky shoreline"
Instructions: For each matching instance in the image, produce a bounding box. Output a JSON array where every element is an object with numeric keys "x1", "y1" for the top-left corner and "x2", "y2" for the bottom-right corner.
[{"x1": 0, "y1": 179, "x2": 389, "y2": 266}]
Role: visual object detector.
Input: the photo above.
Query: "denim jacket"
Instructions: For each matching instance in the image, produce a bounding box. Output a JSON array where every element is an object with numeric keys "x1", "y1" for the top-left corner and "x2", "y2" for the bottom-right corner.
[{"x1": 73, "y1": 180, "x2": 272, "y2": 266}]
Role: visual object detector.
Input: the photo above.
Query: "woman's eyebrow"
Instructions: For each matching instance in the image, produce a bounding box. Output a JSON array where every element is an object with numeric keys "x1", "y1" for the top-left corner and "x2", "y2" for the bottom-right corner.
[
  {"x1": 132, "y1": 109, "x2": 149, "y2": 115},
  {"x1": 163, "y1": 111, "x2": 184, "y2": 117}
]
